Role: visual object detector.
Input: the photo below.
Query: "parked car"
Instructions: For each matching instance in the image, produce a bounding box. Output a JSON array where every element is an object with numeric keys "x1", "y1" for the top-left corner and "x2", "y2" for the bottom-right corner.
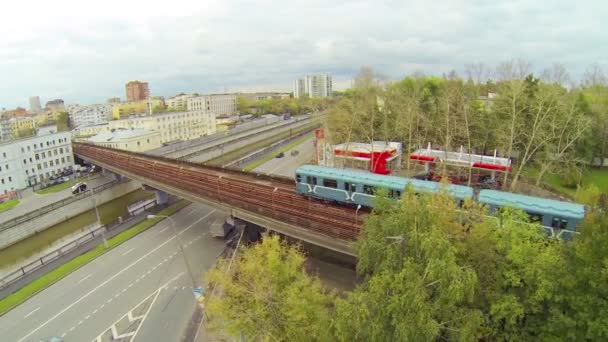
[
  {"x1": 71, "y1": 182, "x2": 87, "y2": 194},
  {"x1": 275, "y1": 152, "x2": 285, "y2": 158}
]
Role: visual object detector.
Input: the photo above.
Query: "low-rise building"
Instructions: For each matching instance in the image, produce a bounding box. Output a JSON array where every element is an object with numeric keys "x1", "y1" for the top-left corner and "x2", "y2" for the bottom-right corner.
[
  {"x1": 66, "y1": 104, "x2": 111, "y2": 129},
  {"x1": 0, "y1": 128, "x2": 73, "y2": 192},
  {"x1": 1, "y1": 107, "x2": 29, "y2": 119},
  {"x1": 73, "y1": 123, "x2": 110, "y2": 138},
  {"x1": 10, "y1": 117, "x2": 35, "y2": 138},
  {"x1": 187, "y1": 94, "x2": 237, "y2": 117},
  {"x1": 88, "y1": 128, "x2": 161, "y2": 152},
  {"x1": 111, "y1": 98, "x2": 165, "y2": 120},
  {"x1": 107, "y1": 97, "x2": 121, "y2": 104},
  {"x1": 108, "y1": 110, "x2": 216, "y2": 143},
  {"x1": 167, "y1": 94, "x2": 194, "y2": 110},
  {"x1": 0, "y1": 120, "x2": 12, "y2": 142},
  {"x1": 240, "y1": 92, "x2": 291, "y2": 102}
]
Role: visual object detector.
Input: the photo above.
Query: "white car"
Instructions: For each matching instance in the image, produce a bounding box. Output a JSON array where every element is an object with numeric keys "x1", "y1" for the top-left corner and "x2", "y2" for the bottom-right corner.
[{"x1": 71, "y1": 182, "x2": 87, "y2": 194}]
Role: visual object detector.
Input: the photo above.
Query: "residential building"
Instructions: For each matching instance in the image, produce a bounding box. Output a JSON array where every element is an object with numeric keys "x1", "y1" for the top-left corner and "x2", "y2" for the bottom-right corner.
[
  {"x1": 33, "y1": 113, "x2": 49, "y2": 127},
  {"x1": 293, "y1": 79, "x2": 306, "y2": 98},
  {"x1": 108, "y1": 110, "x2": 216, "y2": 143},
  {"x1": 125, "y1": 80, "x2": 150, "y2": 102},
  {"x1": 29, "y1": 96, "x2": 42, "y2": 113},
  {"x1": 10, "y1": 117, "x2": 35, "y2": 138},
  {"x1": 187, "y1": 94, "x2": 237, "y2": 117},
  {"x1": 111, "y1": 98, "x2": 165, "y2": 120},
  {"x1": 0, "y1": 128, "x2": 73, "y2": 192},
  {"x1": 1, "y1": 107, "x2": 28, "y2": 119},
  {"x1": 88, "y1": 128, "x2": 161, "y2": 152},
  {"x1": 66, "y1": 104, "x2": 111, "y2": 129},
  {"x1": 240, "y1": 93, "x2": 291, "y2": 102},
  {"x1": 74, "y1": 123, "x2": 110, "y2": 138},
  {"x1": 294, "y1": 74, "x2": 332, "y2": 98},
  {"x1": 45, "y1": 99, "x2": 65, "y2": 112},
  {"x1": 107, "y1": 97, "x2": 121, "y2": 104},
  {"x1": 0, "y1": 120, "x2": 12, "y2": 142},
  {"x1": 167, "y1": 94, "x2": 194, "y2": 110}
]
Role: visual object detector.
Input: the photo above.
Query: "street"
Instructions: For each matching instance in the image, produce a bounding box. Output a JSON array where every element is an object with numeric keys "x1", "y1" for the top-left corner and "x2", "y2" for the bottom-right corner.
[
  {"x1": 253, "y1": 137, "x2": 315, "y2": 178},
  {"x1": 0, "y1": 174, "x2": 114, "y2": 224},
  {"x1": 0, "y1": 202, "x2": 227, "y2": 342}
]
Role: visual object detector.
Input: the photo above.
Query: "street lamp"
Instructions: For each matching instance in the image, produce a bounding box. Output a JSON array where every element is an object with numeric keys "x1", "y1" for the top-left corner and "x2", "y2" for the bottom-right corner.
[
  {"x1": 90, "y1": 187, "x2": 108, "y2": 249},
  {"x1": 147, "y1": 214, "x2": 197, "y2": 288}
]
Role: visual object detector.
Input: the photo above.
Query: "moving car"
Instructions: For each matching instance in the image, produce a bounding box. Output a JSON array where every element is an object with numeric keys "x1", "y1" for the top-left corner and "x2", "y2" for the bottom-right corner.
[
  {"x1": 275, "y1": 152, "x2": 285, "y2": 158},
  {"x1": 71, "y1": 182, "x2": 87, "y2": 194}
]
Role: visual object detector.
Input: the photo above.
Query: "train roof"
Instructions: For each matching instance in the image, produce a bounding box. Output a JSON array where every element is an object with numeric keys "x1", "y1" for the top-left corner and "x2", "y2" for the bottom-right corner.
[
  {"x1": 296, "y1": 165, "x2": 473, "y2": 199},
  {"x1": 478, "y1": 190, "x2": 585, "y2": 219}
]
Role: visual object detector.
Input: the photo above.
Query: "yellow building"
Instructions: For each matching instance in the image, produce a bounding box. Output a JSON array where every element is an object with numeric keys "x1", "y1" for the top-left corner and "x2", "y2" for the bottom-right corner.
[
  {"x1": 88, "y1": 128, "x2": 162, "y2": 152},
  {"x1": 111, "y1": 98, "x2": 165, "y2": 120},
  {"x1": 10, "y1": 117, "x2": 35, "y2": 138}
]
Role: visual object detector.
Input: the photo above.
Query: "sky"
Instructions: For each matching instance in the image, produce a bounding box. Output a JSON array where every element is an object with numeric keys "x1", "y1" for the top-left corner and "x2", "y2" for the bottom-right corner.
[{"x1": 0, "y1": 0, "x2": 606, "y2": 109}]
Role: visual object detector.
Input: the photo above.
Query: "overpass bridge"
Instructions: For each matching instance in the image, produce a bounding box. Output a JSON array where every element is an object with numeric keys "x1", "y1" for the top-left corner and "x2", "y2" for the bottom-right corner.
[{"x1": 74, "y1": 143, "x2": 359, "y2": 256}]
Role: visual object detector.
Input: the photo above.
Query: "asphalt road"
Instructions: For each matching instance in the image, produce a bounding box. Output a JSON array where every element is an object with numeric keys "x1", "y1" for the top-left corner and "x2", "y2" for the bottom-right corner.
[
  {"x1": 0, "y1": 202, "x2": 227, "y2": 342},
  {"x1": 0, "y1": 174, "x2": 114, "y2": 224},
  {"x1": 252, "y1": 137, "x2": 316, "y2": 178}
]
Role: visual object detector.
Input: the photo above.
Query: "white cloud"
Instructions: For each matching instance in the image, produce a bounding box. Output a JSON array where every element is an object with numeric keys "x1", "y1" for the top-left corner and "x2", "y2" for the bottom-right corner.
[{"x1": 0, "y1": 0, "x2": 607, "y2": 108}]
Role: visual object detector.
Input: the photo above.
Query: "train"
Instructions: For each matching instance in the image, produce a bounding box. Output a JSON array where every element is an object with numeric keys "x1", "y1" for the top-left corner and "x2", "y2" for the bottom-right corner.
[{"x1": 295, "y1": 165, "x2": 585, "y2": 238}]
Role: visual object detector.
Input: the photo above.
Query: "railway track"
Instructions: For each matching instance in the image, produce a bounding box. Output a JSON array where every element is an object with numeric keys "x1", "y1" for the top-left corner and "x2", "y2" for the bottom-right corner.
[{"x1": 74, "y1": 143, "x2": 362, "y2": 241}]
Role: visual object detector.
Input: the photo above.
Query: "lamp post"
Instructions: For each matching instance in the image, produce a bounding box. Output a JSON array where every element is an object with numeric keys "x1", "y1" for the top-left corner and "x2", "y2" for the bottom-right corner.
[
  {"x1": 147, "y1": 214, "x2": 197, "y2": 288},
  {"x1": 90, "y1": 186, "x2": 108, "y2": 248}
]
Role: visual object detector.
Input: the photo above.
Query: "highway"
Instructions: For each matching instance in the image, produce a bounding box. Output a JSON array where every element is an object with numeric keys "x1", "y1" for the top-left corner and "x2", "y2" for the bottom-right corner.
[
  {"x1": 252, "y1": 137, "x2": 315, "y2": 178},
  {"x1": 0, "y1": 202, "x2": 227, "y2": 342}
]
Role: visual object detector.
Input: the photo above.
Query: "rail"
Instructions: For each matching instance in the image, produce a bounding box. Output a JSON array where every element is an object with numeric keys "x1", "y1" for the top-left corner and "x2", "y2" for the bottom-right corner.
[
  {"x1": 0, "y1": 200, "x2": 159, "y2": 291},
  {"x1": 74, "y1": 143, "x2": 362, "y2": 243},
  {"x1": 0, "y1": 178, "x2": 125, "y2": 232}
]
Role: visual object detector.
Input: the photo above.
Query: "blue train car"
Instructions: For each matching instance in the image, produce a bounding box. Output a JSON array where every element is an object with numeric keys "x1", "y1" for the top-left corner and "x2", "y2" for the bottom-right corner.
[
  {"x1": 295, "y1": 165, "x2": 473, "y2": 207},
  {"x1": 478, "y1": 189, "x2": 585, "y2": 232}
]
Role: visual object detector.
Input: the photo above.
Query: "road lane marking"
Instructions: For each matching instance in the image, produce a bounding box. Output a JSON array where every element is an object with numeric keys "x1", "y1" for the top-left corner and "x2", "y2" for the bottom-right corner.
[
  {"x1": 23, "y1": 307, "x2": 40, "y2": 318},
  {"x1": 77, "y1": 273, "x2": 93, "y2": 284},
  {"x1": 159, "y1": 227, "x2": 168, "y2": 234},
  {"x1": 92, "y1": 309, "x2": 98, "y2": 314},
  {"x1": 78, "y1": 320, "x2": 83, "y2": 325},
  {"x1": 61, "y1": 333, "x2": 66, "y2": 338},
  {"x1": 85, "y1": 315, "x2": 90, "y2": 319},
  {"x1": 69, "y1": 327, "x2": 75, "y2": 332},
  {"x1": 15, "y1": 210, "x2": 215, "y2": 342},
  {"x1": 121, "y1": 247, "x2": 136, "y2": 256}
]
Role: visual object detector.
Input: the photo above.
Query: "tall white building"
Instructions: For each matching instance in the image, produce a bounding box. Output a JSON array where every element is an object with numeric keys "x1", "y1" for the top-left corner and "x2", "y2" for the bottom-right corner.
[
  {"x1": 0, "y1": 128, "x2": 73, "y2": 192},
  {"x1": 66, "y1": 104, "x2": 112, "y2": 129},
  {"x1": 29, "y1": 96, "x2": 42, "y2": 113},
  {"x1": 187, "y1": 94, "x2": 237, "y2": 117},
  {"x1": 293, "y1": 74, "x2": 332, "y2": 98}
]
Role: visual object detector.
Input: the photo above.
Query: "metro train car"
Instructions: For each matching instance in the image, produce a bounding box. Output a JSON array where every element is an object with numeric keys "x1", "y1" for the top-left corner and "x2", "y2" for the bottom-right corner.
[
  {"x1": 295, "y1": 165, "x2": 473, "y2": 207},
  {"x1": 295, "y1": 165, "x2": 586, "y2": 236}
]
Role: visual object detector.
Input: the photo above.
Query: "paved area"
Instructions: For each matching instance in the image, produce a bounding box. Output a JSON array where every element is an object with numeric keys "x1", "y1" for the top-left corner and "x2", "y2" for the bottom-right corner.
[
  {"x1": 0, "y1": 174, "x2": 114, "y2": 224},
  {"x1": 0, "y1": 202, "x2": 228, "y2": 342},
  {"x1": 252, "y1": 137, "x2": 315, "y2": 178}
]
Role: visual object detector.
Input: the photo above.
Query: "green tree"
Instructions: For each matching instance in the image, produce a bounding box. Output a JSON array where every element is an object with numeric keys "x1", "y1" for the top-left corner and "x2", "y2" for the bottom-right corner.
[
  {"x1": 55, "y1": 111, "x2": 69, "y2": 131},
  {"x1": 205, "y1": 235, "x2": 334, "y2": 341},
  {"x1": 15, "y1": 127, "x2": 35, "y2": 138}
]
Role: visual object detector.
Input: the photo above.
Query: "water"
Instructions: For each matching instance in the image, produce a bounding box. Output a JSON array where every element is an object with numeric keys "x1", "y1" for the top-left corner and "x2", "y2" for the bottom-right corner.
[{"x1": 0, "y1": 189, "x2": 154, "y2": 277}]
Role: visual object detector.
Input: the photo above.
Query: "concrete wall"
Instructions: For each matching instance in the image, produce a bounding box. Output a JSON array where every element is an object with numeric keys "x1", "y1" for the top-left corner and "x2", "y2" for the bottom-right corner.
[{"x1": 0, "y1": 180, "x2": 143, "y2": 249}]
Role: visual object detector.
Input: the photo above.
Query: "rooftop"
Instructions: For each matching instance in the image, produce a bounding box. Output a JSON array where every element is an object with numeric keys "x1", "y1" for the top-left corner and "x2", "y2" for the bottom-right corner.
[{"x1": 88, "y1": 128, "x2": 157, "y2": 143}]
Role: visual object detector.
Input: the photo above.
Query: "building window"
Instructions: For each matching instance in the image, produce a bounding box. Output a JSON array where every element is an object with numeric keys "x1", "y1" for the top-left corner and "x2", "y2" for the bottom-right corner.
[
  {"x1": 43, "y1": 162, "x2": 48, "y2": 168},
  {"x1": 2, "y1": 152, "x2": 5, "y2": 158},
  {"x1": 21, "y1": 147, "x2": 24, "y2": 153},
  {"x1": 29, "y1": 158, "x2": 32, "y2": 162},
  {"x1": 137, "y1": 141, "x2": 141, "y2": 146},
  {"x1": 1, "y1": 179, "x2": 3, "y2": 184},
  {"x1": 34, "y1": 143, "x2": 37, "y2": 148},
  {"x1": 31, "y1": 168, "x2": 34, "y2": 173},
  {"x1": 61, "y1": 157, "x2": 65, "y2": 163},
  {"x1": 35, "y1": 154, "x2": 39, "y2": 160},
  {"x1": 59, "y1": 148, "x2": 63, "y2": 154},
  {"x1": 25, "y1": 170, "x2": 28, "y2": 175},
  {"x1": 27, "y1": 146, "x2": 30, "y2": 151},
  {"x1": 8, "y1": 176, "x2": 11, "y2": 182},
  {"x1": 23, "y1": 159, "x2": 27, "y2": 165},
  {"x1": 49, "y1": 161, "x2": 54, "y2": 167},
  {"x1": 67, "y1": 156, "x2": 71, "y2": 162},
  {"x1": 5, "y1": 165, "x2": 8, "y2": 170},
  {"x1": 42, "y1": 152, "x2": 46, "y2": 158},
  {"x1": 37, "y1": 164, "x2": 41, "y2": 170}
]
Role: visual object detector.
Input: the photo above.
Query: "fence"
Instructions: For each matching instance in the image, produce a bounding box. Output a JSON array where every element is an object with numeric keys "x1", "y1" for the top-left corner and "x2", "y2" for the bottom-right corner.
[
  {"x1": 0, "y1": 178, "x2": 125, "y2": 233},
  {"x1": 0, "y1": 199, "x2": 160, "y2": 292}
]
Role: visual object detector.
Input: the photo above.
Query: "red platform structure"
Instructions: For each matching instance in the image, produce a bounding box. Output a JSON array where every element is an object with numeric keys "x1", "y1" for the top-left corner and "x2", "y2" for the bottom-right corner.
[{"x1": 333, "y1": 141, "x2": 402, "y2": 175}]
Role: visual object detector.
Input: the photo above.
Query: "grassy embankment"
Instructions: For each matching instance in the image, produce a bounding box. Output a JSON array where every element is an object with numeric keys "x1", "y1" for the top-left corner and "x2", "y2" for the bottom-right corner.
[{"x1": 0, "y1": 199, "x2": 19, "y2": 213}]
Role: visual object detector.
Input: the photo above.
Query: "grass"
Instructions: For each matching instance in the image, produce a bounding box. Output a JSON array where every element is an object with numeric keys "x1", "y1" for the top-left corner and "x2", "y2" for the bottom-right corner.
[
  {"x1": 0, "y1": 200, "x2": 190, "y2": 316},
  {"x1": 524, "y1": 167, "x2": 608, "y2": 198},
  {"x1": 35, "y1": 179, "x2": 77, "y2": 195},
  {"x1": 243, "y1": 132, "x2": 315, "y2": 172},
  {"x1": 0, "y1": 199, "x2": 19, "y2": 213}
]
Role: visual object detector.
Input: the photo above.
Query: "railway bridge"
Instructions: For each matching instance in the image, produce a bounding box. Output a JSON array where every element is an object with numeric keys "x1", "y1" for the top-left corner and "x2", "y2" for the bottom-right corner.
[{"x1": 73, "y1": 143, "x2": 359, "y2": 256}]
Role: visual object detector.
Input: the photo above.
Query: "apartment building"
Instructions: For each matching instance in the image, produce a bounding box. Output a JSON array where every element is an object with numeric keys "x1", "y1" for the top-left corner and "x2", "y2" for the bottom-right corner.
[
  {"x1": 88, "y1": 128, "x2": 161, "y2": 152},
  {"x1": 0, "y1": 128, "x2": 73, "y2": 192},
  {"x1": 111, "y1": 97, "x2": 165, "y2": 120},
  {"x1": 294, "y1": 74, "x2": 332, "y2": 98},
  {"x1": 108, "y1": 110, "x2": 216, "y2": 143},
  {"x1": 240, "y1": 93, "x2": 291, "y2": 102},
  {"x1": 10, "y1": 117, "x2": 35, "y2": 138},
  {"x1": 187, "y1": 94, "x2": 237, "y2": 117},
  {"x1": 125, "y1": 80, "x2": 149, "y2": 102},
  {"x1": 167, "y1": 94, "x2": 195, "y2": 110},
  {"x1": 66, "y1": 104, "x2": 111, "y2": 129},
  {"x1": 29, "y1": 96, "x2": 42, "y2": 113}
]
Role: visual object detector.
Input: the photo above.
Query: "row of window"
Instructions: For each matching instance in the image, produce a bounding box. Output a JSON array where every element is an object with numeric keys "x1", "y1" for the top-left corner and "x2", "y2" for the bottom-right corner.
[
  {"x1": 298, "y1": 175, "x2": 401, "y2": 198},
  {"x1": 0, "y1": 138, "x2": 69, "y2": 159}
]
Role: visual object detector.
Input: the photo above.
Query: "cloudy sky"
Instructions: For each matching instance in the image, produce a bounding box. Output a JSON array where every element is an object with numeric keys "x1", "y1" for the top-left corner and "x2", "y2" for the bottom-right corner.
[{"x1": 1, "y1": 0, "x2": 606, "y2": 108}]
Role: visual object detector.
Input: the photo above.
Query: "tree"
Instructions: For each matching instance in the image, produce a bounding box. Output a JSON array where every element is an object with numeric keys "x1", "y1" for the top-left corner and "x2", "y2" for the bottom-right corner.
[
  {"x1": 15, "y1": 127, "x2": 35, "y2": 138},
  {"x1": 55, "y1": 111, "x2": 69, "y2": 131},
  {"x1": 205, "y1": 235, "x2": 334, "y2": 341},
  {"x1": 236, "y1": 96, "x2": 252, "y2": 114}
]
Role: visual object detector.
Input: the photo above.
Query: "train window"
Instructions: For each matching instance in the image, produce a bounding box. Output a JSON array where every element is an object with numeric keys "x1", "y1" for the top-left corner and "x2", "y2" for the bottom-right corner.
[
  {"x1": 527, "y1": 212, "x2": 543, "y2": 224},
  {"x1": 323, "y1": 179, "x2": 337, "y2": 188},
  {"x1": 296, "y1": 174, "x2": 302, "y2": 182},
  {"x1": 306, "y1": 176, "x2": 317, "y2": 185},
  {"x1": 344, "y1": 183, "x2": 356, "y2": 192},
  {"x1": 391, "y1": 190, "x2": 402, "y2": 198},
  {"x1": 363, "y1": 185, "x2": 376, "y2": 195},
  {"x1": 551, "y1": 217, "x2": 568, "y2": 230}
]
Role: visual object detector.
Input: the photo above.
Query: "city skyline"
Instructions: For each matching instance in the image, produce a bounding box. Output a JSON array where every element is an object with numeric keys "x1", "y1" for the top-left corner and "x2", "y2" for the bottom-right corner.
[{"x1": 1, "y1": 0, "x2": 607, "y2": 108}]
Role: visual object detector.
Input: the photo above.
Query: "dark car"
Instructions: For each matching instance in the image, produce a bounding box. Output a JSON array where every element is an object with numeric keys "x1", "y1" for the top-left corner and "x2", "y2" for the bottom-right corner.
[{"x1": 275, "y1": 152, "x2": 285, "y2": 158}]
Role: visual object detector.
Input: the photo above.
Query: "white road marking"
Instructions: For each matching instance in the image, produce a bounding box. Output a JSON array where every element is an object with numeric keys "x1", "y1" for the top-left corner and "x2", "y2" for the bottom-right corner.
[
  {"x1": 69, "y1": 327, "x2": 75, "y2": 332},
  {"x1": 23, "y1": 307, "x2": 40, "y2": 318},
  {"x1": 61, "y1": 333, "x2": 66, "y2": 338},
  {"x1": 15, "y1": 210, "x2": 215, "y2": 342},
  {"x1": 128, "y1": 283, "x2": 133, "y2": 288},
  {"x1": 159, "y1": 227, "x2": 168, "y2": 234},
  {"x1": 92, "y1": 309, "x2": 98, "y2": 314},
  {"x1": 108, "y1": 298, "x2": 113, "y2": 303},
  {"x1": 85, "y1": 315, "x2": 90, "y2": 320},
  {"x1": 77, "y1": 273, "x2": 93, "y2": 284},
  {"x1": 115, "y1": 293, "x2": 120, "y2": 298},
  {"x1": 78, "y1": 320, "x2": 83, "y2": 325},
  {"x1": 122, "y1": 288, "x2": 127, "y2": 293},
  {"x1": 121, "y1": 247, "x2": 136, "y2": 256},
  {"x1": 100, "y1": 304, "x2": 105, "y2": 309}
]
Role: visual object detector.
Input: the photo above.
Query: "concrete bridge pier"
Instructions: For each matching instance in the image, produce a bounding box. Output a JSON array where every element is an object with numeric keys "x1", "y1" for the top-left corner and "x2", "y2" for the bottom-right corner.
[
  {"x1": 141, "y1": 184, "x2": 169, "y2": 205},
  {"x1": 101, "y1": 168, "x2": 124, "y2": 182}
]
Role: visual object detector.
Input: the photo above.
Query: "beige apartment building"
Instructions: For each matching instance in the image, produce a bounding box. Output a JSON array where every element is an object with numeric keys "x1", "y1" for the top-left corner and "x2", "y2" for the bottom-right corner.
[
  {"x1": 107, "y1": 110, "x2": 216, "y2": 143},
  {"x1": 187, "y1": 94, "x2": 237, "y2": 117},
  {"x1": 88, "y1": 128, "x2": 161, "y2": 152}
]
